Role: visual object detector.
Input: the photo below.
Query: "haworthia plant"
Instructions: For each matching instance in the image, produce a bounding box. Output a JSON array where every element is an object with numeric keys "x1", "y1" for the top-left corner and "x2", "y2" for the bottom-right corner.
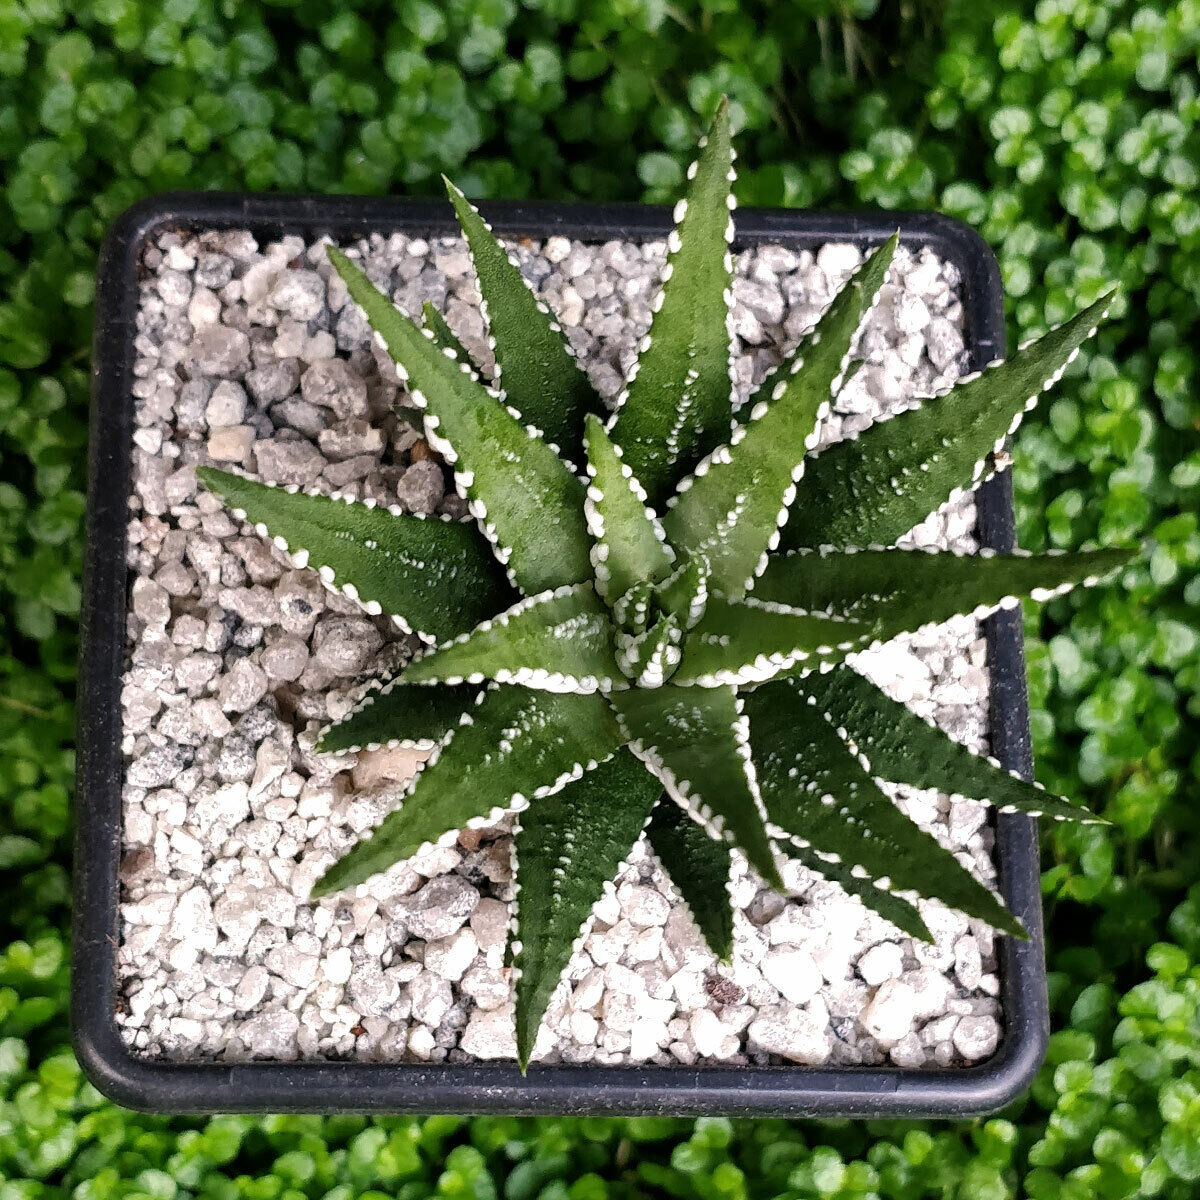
[{"x1": 199, "y1": 100, "x2": 1131, "y2": 1069}]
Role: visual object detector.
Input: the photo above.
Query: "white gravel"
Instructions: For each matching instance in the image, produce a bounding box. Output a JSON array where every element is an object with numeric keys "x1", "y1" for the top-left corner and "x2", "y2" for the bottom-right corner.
[{"x1": 116, "y1": 222, "x2": 1004, "y2": 1070}]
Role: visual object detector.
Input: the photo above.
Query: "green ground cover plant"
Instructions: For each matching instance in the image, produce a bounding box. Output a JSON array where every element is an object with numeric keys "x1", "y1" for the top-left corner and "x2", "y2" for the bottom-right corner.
[{"x1": 1, "y1": 0, "x2": 1197, "y2": 1195}]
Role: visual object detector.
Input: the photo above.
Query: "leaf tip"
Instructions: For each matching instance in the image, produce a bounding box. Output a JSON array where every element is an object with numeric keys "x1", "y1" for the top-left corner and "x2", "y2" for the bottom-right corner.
[
  {"x1": 325, "y1": 243, "x2": 357, "y2": 286},
  {"x1": 306, "y1": 871, "x2": 336, "y2": 901},
  {"x1": 910, "y1": 919, "x2": 935, "y2": 945}
]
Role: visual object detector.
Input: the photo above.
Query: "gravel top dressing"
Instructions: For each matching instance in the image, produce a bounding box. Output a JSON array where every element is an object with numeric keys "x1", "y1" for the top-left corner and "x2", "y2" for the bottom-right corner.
[{"x1": 117, "y1": 223, "x2": 1006, "y2": 1071}]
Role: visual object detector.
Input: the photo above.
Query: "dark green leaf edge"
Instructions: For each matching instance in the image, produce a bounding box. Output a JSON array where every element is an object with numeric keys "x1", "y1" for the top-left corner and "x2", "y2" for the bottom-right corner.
[
  {"x1": 310, "y1": 687, "x2": 624, "y2": 898},
  {"x1": 813, "y1": 666, "x2": 1107, "y2": 825},
  {"x1": 316, "y1": 673, "x2": 480, "y2": 755},
  {"x1": 510, "y1": 751, "x2": 661, "y2": 1067},
  {"x1": 196, "y1": 464, "x2": 473, "y2": 644},
  {"x1": 777, "y1": 837, "x2": 934, "y2": 942},
  {"x1": 757, "y1": 544, "x2": 1134, "y2": 646},
  {"x1": 615, "y1": 688, "x2": 785, "y2": 889},
  {"x1": 660, "y1": 232, "x2": 899, "y2": 599},
  {"x1": 400, "y1": 581, "x2": 625, "y2": 694},
  {"x1": 673, "y1": 595, "x2": 872, "y2": 688},
  {"x1": 781, "y1": 290, "x2": 1117, "y2": 552},
  {"x1": 606, "y1": 97, "x2": 738, "y2": 503},
  {"x1": 328, "y1": 245, "x2": 592, "y2": 594},
  {"x1": 444, "y1": 176, "x2": 602, "y2": 464},
  {"x1": 646, "y1": 798, "x2": 736, "y2": 962}
]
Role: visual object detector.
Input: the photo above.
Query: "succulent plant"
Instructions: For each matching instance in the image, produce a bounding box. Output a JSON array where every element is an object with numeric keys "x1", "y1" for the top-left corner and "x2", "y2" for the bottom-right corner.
[{"x1": 196, "y1": 99, "x2": 1130, "y2": 1068}]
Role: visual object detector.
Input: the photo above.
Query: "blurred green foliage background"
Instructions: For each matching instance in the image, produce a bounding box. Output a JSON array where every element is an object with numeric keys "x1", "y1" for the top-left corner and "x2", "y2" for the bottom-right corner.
[{"x1": 1, "y1": 0, "x2": 1199, "y2": 1196}]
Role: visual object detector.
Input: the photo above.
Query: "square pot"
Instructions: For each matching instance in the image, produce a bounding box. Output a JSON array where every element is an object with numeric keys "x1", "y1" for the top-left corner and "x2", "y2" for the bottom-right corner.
[{"x1": 74, "y1": 193, "x2": 1048, "y2": 1117}]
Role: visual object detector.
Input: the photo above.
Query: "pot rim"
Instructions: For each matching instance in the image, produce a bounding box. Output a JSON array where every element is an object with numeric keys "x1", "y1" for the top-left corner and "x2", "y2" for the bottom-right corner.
[{"x1": 73, "y1": 191, "x2": 1046, "y2": 1117}]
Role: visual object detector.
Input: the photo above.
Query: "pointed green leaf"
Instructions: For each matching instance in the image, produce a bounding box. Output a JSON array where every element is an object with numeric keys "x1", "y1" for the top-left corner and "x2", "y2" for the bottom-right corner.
[
  {"x1": 513, "y1": 750, "x2": 660, "y2": 1066},
  {"x1": 744, "y1": 678, "x2": 1027, "y2": 938},
  {"x1": 609, "y1": 98, "x2": 736, "y2": 506},
  {"x1": 754, "y1": 546, "x2": 1134, "y2": 642},
  {"x1": 665, "y1": 235, "x2": 898, "y2": 597},
  {"x1": 741, "y1": 241, "x2": 895, "y2": 416},
  {"x1": 421, "y1": 300, "x2": 474, "y2": 365},
  {"x1": 582, "y1": 412, "x2": 675, "y2": 605},
  {"x1": 800, "y1": 665, "x2": 1099, "y2": 823},
  {"x1": 781, "y1": 291, "x2": 1116, "y2": 549},
  {"x1": 655, "y1": 553, "x2": 710, "y2": 631},
  {"x1": 646, "y1": 799, "x2": 734, "y2": 961},
  {"x1": 612, "y1": 579, "x2": 654, "y2": 636},
  {"x1": 782, "y1": 841, "x2": 933, "y2": 942},
  {"x1": 445, "y1": 178, "x2": 602, "y2": 458},
  {"x1": 311, "y1": 687, "x2": 623, "y2": 897},
  {"x1": 610, "y1": 683, "x2": 783, "y2": 888},
  {"x1": 197, "y1": 466, "x2": 514, "y2": 643},
  {"x1": 328, "y1": 247, "x2": 593, "y2": 594},
  {"x1": 615, "y1": 612, "x2": 681, "y2": 688},
  {"x1": 318, "y1": 679, "x2": 480, "y2": 754},
  {"x1": 401, "y1": 583, "x2": 622, "y2": 693},
  {"x1": 673, "y1": 596, "x2": 869, "y2": 688}
]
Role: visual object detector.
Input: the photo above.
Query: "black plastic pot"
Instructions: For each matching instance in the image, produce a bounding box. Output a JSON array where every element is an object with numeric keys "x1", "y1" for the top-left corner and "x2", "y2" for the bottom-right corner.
[{"x1": 74, "y1": 193, "x2": 1047, "y2": 1117}]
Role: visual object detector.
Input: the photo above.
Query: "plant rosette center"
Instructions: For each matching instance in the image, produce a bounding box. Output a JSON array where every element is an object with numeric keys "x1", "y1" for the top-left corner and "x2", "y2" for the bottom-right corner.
[{"x1": 195, "y1": 97, "x2": 1130, "y2": 1068}]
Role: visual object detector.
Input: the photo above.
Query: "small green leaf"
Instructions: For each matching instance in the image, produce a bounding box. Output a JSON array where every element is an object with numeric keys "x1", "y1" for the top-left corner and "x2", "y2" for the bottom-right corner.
[
  {"x1": 800, "y1": 665, "x2": 1100, "y2": 823},
  {"x1": 582, "y1": 412, "x2": 674, "y2": 605},
  {"x1": 753, "y1": 546, "x2": 1134, "y2": 641},
  {"x1": 317, "y1": 680, "x2": 480, "y2": 754},
  {"x1": 421, "y1": 299, "x2": 473, "y2": 365},
  {"x1": 646, "y1": 799, "x2": 734, "y2": 961},
  {"x1": 401, "y1": 583, "x2": 622, "y2": 693},
  {"x1": 673, "y1": 596, "x2": 869, "y2": 687},
  {"x1": 615, "y1": 612, "x2": 681, "y2": 687},
  {"x1": 612, "y1": 579, "x2": 655, "y2": 635},
  {"x1": 311, "y1": 687, "x2": 623, "y2": 897},
  {"x1": 445, "y1": 177, "x2": 602, "y2": 458},
  {"x1": 655, "y1": 552, "x2": 710, "y2": 631},
  {"x1": 197, "y1": 467, "x2": 513, "y2": 643},
  {"x1": 329, "y1": 246, "x2": 593, "y2": 595},
  {"x1": 745, "y1": 677, "x2": 1027, "y2": 938},
  {"x1": 665, "y1": 235, "x2": 898, "y2": 597},
  {"x1": 611, "y1": 683, "x2": 783, "y2": 888},
  {"x1": 609, "y1": 97, "x2": 736, "y2": 506},
  {"x1": 781, "y1": 291, "x2": 1116, "y2": 549},
  {"x1": 513, "y1": 750, "x2": 659, "y2": 1067},
  {"x1": 783, "y1": 840, "x2": 933, "y2": 942}
]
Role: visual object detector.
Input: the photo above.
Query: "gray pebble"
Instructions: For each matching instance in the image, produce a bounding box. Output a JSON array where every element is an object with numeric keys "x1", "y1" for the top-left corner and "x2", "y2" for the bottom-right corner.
[
  {"x1": 396, "y1": 877, "x2": 480, "y2": 941},
  {"x1": 191, "y1": 325, "x2": 251, "y2": 377},
  {"x1": 312, "y1": 617, "x2": 382, "y2": 675},
  {"x1": 246, "y1": 359, "x2": 301, "y2": 405},
  {"x1": 218, "y1": 660, "x2": 269, "y2": 713},
  {"x1": 253, "y1": 437, "x2": 325, "y2": 485},
  {"x1": 395, "y1": 460, "x2": 445, "y2": 515},
  {"x1": 270, "y1": 270, "x2": 325, "y2": 321},
  {"x1": 301, "y1": 359, "x2": 369, "y2": 418},
  {"x1": 206, "y1": 380, "x2": 248, "y2": 428},
  {"x1": 952, "y1": 1014, "x2": 1001, "y2": 1060}
]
